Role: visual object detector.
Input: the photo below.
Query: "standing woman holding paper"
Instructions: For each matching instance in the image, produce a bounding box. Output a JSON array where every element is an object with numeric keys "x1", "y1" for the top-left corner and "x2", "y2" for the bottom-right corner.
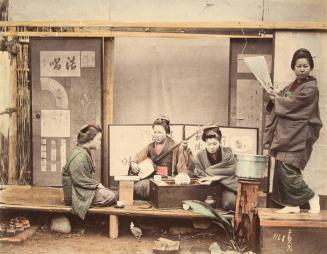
[{"x1": 264, "y1": 48, "x2": 322, "y2": 214}]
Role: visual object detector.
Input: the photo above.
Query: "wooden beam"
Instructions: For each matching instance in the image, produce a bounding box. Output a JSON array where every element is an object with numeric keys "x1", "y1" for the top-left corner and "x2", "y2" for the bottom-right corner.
[
  {"x1": 0, "y1": 30, "x2": 273, "y2": 38},
  {"x1": 102, "y1": 38, "x2": 114, "y2": 187},
  {"x1": 0, "y1": 21, "x2": 326, "y2": 30}
]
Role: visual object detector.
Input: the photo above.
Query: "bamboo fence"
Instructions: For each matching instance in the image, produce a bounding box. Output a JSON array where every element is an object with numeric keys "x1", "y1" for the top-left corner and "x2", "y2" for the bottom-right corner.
[
  {"x1": 0, "y1": 133, "x2": 8, "y2": 184},
  {"x1": 16, "y1": 43, "x2": 31, "y2": 184}
]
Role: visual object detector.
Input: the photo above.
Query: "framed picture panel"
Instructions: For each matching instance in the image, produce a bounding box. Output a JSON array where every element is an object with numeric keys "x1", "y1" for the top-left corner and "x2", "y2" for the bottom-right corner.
[{"x1": 185, "y1": 125, "x2": 259, "y2": 156}]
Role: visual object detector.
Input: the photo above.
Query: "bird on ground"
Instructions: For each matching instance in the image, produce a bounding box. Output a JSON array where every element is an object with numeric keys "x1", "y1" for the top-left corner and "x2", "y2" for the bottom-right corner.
[{"x1": 130, "y1": 222, "x2": 142, "y2": 240}]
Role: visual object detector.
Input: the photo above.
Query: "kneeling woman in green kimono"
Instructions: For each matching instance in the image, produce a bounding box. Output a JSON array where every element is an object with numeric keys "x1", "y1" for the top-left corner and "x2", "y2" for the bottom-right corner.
[
  {"x1": 62, "y1": 125, "x2": 117, "y2": 219},
  {"x1": 265, "y1": 48, "x2": 322, "y2": 214},
  {"x1": 194, "y1": 126, "x2": 238, "y2": 211},
  {"x1": 129, "y1": 117, "x2": 195, "y2": 199}
]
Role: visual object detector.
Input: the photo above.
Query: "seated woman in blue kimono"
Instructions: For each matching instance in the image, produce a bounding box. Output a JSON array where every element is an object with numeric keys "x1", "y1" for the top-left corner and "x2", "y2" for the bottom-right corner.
[{"x1": 194, "y1": 126, "x2": 238, "y2": 211}]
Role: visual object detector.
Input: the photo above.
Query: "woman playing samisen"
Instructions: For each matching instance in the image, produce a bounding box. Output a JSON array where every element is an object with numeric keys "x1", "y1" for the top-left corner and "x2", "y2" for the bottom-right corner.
[{"x1": 129, "y1": 117, "x2": 195, "y2": 199}]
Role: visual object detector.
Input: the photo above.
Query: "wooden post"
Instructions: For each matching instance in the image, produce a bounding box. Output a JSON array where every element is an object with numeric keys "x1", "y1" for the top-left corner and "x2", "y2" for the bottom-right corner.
[
  {"x1": 8, "y1": 29, "x2": 17, "y2": 184},
  {"x1": 109, "y1": 215, "x2": 118, "y2": 238},
  {"x1": 235, "y1": 180, "x2": 260, "y2": 246},
  {"x1": 102, "y1": 37, "x2": 114, "y2": 187}
]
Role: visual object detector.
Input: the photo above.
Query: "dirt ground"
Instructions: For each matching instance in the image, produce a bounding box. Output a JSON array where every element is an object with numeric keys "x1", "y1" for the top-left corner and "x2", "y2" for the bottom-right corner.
[{"x1": 0, "y1": 211, "x2": 231, "y2": 254}]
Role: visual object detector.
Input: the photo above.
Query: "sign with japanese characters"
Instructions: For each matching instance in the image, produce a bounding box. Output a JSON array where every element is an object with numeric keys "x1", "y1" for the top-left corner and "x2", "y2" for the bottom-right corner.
[{"x1": 40, "y1": 51, "x2": 81, "y2": 77}]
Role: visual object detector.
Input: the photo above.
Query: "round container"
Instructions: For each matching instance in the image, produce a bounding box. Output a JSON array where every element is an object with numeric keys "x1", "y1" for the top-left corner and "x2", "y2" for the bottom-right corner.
[{"x1": 235, "y1": 154, "x2": 269, "y2": 180}]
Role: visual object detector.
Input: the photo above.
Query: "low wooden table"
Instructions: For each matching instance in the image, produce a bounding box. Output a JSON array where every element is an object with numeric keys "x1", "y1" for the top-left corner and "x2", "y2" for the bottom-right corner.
[{"x1": 149, "y1": 179, "x2": 211, "y2": 208}]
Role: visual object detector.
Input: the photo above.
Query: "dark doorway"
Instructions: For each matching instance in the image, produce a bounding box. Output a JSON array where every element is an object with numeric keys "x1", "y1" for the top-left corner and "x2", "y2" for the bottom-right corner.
[{"x1": 229, "y1": 38, "x2": 273, "y2": 154}]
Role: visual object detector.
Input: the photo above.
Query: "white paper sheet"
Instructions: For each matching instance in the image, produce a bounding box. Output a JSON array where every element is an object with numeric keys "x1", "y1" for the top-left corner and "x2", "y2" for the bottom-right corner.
[{"x1": 41, "y1": 110, "x2": 70, "y2": 137}]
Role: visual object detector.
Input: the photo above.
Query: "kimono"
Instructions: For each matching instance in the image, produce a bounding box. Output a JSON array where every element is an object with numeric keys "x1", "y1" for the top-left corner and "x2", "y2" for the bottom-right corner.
[
  {"x1": 132, "y1": 136, "x2": 195, "y2": 199},
  {"x1": 264, "y1": 76, "x2": 322, "y2": 206},
  {"x1": 195, "y1": 146, "x2": 238, "y2": 210},
  {"x1": 62, "y1": 146, "x2": 116, "y2": 219}
]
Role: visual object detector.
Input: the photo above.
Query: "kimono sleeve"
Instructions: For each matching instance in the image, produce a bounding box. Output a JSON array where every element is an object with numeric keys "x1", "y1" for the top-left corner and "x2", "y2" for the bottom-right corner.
[
  {"x1": 194, "y1": 152, "x2": 206, "y2": 177},
  {"x1": 132, "y1": 145, "x2": 149, "y2": 164},
  {"x1": 275, "y1": 84, "x2": 319, "y2": 120},
  {"x1": 69, "y1": 155, "x2": 99, "y2": 190},
  {"x1": 205, "y1": 147, "x2": 236, "y2": 176}
]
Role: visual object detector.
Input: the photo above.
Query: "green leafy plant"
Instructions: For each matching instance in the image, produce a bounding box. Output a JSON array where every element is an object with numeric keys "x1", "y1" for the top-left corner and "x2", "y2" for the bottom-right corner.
[{"x1": 183, "y1": 200, "x2": 250, "y2": 252}]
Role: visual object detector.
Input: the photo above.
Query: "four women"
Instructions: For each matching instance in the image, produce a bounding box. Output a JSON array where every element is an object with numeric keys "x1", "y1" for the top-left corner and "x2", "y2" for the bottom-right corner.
[{"x1": 63, "y1": 48, "x2": 322, "y2": 216}]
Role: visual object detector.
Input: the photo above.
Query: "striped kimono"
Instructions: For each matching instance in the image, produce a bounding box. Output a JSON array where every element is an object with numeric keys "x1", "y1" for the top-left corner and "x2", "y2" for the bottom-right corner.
[{"x1": 62, "y1": 146, "x2": 113, "y2": 219}]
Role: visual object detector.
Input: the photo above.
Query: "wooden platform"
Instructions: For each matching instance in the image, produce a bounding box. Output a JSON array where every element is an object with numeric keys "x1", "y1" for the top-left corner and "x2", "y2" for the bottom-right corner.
[
  {"x1": 258, "y1": 208, "x2": 327, "y2": 254},
  {"x1": 0, "y1": 201, "x2": 221, "y2": 219},
  {"x1": 0, "y1": 186, "x2": 232, "y2": 238}
]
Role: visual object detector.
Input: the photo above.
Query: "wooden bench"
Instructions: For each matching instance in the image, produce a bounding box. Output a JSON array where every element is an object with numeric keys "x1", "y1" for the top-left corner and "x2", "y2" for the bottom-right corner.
[
  {"x1": 258, "y1": 208, "x2": 327, "y2": 254},
  {"x1": 0, "y1": 185, "x2": 232, "y2": 238}
]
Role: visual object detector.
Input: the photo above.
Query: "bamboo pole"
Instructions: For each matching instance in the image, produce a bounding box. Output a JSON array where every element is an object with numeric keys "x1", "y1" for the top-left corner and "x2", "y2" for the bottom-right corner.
[
  {"x1": 8, "y1": 29, "x2": 17, "y2": 184},
  {"x1": 0, "y1": 20, "x2": 326, "y2": 30},
  {"x1": 0, "y1": 30, "x2": 274, "y2": 39},
  {"x1": 102, "y1": 38, "x2": 114, "y2": 187}
]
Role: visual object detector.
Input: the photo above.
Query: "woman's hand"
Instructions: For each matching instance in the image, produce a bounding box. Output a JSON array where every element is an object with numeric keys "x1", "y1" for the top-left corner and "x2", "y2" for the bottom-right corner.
[
  {"x1": 267, "y1": 89, "x2": 277, "y2": 101},
  {"x1": 97, "y1": 183, "x2": 105, "y2": 189},
  {"x1": 130, "y1": 161, "x2": 140, "y2": 175},
  {"x1": 181, "y1": 140, "x2": 188, "y2": 150}
]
